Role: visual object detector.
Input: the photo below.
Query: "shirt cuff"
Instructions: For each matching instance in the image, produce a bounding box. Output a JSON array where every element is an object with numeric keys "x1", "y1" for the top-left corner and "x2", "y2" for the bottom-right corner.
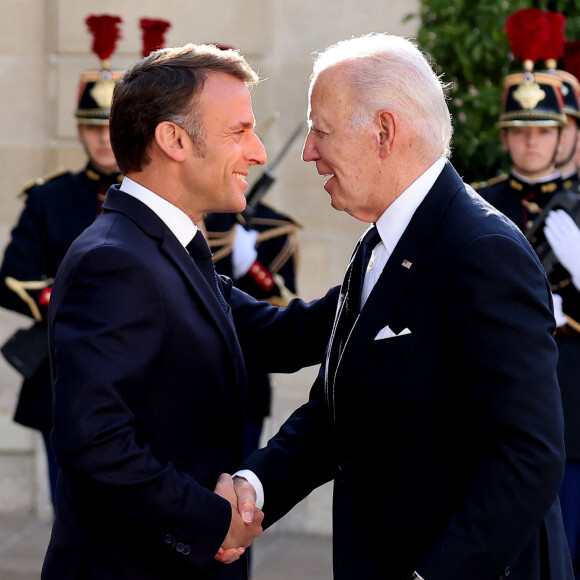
[{"x1": 232, "y1": 469, "x2": 264, "y2": 510}]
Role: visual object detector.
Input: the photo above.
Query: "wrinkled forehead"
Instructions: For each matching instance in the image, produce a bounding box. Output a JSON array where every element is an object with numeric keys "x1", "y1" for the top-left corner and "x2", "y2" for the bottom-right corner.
[
  {"x1": 308, "y1": 66, "x2": 354, "y2": 119},
  {"x1": 309, "y1": 64, "x2": 342, "y2": 97}
]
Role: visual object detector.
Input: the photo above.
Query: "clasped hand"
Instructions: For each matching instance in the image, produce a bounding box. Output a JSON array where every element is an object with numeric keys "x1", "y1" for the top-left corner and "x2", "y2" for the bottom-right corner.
[{"x1": 213, "y1": 473, "x2": 261, "y2": 564}]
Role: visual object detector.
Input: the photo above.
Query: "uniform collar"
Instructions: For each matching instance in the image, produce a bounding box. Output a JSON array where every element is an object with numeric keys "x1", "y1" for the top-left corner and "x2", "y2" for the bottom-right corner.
[
  {"x1": 83, "y1": 161, "x2": 123, "y2": 184},
  {"x1": 508, "y1": 170, "x2": 562, "y2": 198}
]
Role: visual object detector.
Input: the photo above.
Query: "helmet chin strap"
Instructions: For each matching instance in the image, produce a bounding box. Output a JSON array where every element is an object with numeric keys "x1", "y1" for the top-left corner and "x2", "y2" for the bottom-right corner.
[
  {"x1": 556, "y1": 127, "x2": 579, "y2": 169},
  {"x1": 551, "y1": 126, "x2": 563, "y2": 167}
]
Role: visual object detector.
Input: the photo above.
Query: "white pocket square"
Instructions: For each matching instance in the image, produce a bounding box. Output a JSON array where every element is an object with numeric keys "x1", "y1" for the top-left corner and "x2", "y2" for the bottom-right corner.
[{"x1": 374, "y1": 326, "x2": 411, "y2": 340}]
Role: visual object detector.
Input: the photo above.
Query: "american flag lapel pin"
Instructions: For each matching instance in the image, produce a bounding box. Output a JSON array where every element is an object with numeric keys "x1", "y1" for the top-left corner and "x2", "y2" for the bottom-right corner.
[{"x1": 401, "y1": 259, "x2": 412, "y2": 269}]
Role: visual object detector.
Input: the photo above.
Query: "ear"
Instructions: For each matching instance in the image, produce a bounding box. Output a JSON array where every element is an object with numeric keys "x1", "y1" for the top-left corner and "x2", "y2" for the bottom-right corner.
[
  {"x1": 377, "y1": 110, "x2": 395, "y2": 158},
  {"x1": 154, "y1": 121, "x2": 188, "y2": 162}
]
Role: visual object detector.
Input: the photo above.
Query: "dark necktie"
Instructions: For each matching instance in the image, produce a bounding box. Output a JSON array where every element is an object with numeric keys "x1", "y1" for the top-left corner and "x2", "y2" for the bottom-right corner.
[
  {"x1": 186, "y1": 233, "x2": 229, "y2": 313},
  {"x1": 331, "y1": 225, "x2": 381, "y2": 365},
  {"x1": 346, "y1": 225, "x2": 381, "y2": 319}
]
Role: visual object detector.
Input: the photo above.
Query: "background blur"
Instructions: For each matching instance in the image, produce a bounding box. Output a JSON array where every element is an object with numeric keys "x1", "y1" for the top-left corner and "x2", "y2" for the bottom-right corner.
[{"x1": 0, "y1": 0, "x2": 420, "y2": 530}]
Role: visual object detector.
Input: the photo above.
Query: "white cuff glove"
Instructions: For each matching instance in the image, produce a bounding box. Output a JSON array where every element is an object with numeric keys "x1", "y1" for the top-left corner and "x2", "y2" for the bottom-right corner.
[
  {"x1": 544, "y1": 209, "x2": 580, "y2": 289},
  {"x1": 552, "y1": 293, "x2": 567, "y2": 328},
  {"x1": 232, "y1": 223, "x2": 258, "y2": 279}
]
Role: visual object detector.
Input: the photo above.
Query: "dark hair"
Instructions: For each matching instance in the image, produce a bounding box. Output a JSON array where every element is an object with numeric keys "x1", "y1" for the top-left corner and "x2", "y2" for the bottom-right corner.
[{"x1": 110, "y1": 43, "x2": 260, "y2": 174}]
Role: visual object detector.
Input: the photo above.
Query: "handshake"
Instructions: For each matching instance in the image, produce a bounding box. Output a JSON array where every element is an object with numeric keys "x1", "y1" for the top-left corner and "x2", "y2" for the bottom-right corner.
[{"x1": 213, "y1": 473, "x2": 260, "y2": 564}]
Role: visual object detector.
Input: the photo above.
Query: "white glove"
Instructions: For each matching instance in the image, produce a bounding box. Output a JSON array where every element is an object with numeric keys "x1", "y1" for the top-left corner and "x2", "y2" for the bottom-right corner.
[
  {"x1": 232, "y1": 223, "x2": 258, "y2": 279},
  {"x1": 552, "y1": 293, "x2": 567, "y2": 327},
  {"x1": 544, "y1": 209, "x2": 580, "y2": 289}
]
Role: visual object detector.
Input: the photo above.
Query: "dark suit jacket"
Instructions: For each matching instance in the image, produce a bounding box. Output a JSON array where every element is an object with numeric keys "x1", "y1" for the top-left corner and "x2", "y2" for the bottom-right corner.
[
  {"x1": 243, "y1": 163, "x2": 573, "y2": 580},
  {"x1": 41, "y1": 186, "x2": 338, "y2": 580}
]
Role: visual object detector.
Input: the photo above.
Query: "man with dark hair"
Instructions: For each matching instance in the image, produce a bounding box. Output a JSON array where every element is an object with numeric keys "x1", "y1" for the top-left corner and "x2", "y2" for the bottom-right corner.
[{"x1": 41, "y1": 43, "x2": 337, "y2": 580}]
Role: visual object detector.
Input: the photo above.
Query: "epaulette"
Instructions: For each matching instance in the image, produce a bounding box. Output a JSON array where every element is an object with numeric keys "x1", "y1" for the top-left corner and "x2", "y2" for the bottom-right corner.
[
  {"x1": 19, "y1": 169, "x2": 71, "y2": 197},
  {"x1": 84, "y1": 167, "x2": 124, "y2": 183},
  {"x1": 562, "y1": 177, "x2": 580, "y2": 192},
  {"x1": 471, "y1": 173, "x2": 509, "y2": 191}
]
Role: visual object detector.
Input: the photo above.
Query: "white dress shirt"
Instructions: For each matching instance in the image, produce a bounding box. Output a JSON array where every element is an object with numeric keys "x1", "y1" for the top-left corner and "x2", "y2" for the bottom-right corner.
[
  {"x1": 360, "y1": 157, "x2": 446, "y2": 309},
  {"x1": 120, "y1": 177, "x2": 199, "y2": 247}
]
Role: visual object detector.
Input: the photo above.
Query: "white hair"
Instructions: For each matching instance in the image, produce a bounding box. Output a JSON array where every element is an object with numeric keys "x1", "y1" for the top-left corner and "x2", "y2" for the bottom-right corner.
[{"x1": 310, "y1": 33, "x2": 453, "y2": 159}]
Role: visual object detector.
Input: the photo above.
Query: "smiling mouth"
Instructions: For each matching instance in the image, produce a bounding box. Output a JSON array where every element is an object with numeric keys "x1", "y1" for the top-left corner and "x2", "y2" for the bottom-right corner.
[{"x1": 233, "y1": 172, "x2": 246, "y2": 182}]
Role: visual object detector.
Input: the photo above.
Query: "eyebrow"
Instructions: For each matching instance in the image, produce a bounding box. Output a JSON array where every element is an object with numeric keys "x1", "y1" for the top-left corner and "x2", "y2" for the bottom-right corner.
[
  {"x1": 309, "y1": 120, "x2": 330, "y2": 133},
  {"x1": 231, "y1": 120, "x2": 255, "y2": 131}
]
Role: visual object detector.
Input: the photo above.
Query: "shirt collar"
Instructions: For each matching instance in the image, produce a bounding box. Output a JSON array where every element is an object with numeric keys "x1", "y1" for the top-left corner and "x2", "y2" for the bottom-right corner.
[
  {"x1": 120, "y1": 177, "x2": 197, "y2": 247},
  {"x1": 375, "y1": 157, "x2": 446, "y2": 255}
]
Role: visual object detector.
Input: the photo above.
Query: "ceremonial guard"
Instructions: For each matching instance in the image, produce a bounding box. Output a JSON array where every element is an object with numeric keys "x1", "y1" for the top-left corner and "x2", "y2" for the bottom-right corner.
[
  {"x1": 476, "y1": 10, "x2": 580, "y2": 574},
  {"x1": 0, "y1": 14, "x2": 124, "y2": 508}
]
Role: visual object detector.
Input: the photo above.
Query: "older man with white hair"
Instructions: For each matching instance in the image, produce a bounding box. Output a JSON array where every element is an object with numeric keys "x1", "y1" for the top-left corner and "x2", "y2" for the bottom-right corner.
[{"x1": 232, "y1": 33, "x2": 574, "y2": 580}]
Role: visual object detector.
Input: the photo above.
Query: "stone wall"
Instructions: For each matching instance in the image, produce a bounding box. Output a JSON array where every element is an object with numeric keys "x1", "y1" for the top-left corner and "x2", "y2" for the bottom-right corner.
[{"x1": 0, "y1": 0, "x2": 419, "y2": 530}]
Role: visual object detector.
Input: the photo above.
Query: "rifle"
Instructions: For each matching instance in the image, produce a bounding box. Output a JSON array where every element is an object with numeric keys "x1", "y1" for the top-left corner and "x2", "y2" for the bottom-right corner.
[
  {"x1": 525, "y1": 190, "x2": 580, "y2": 278},
  {"x1": 240, "y1": 122, "x2": 305, "y2": 227}
]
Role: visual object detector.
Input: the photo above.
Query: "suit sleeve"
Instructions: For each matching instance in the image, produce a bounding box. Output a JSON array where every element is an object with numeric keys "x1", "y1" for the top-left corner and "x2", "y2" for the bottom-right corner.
[
  {"x1": 417, "y1": 233, "x2": 565, "y2": 579},
  {"x1": 228, "y1": 282, "x2": 339, "y2": 373},
  {"x1": 242, "y1": 366, "x2": 338, "y2": 527},
  {"x1": 49, "y1": 245, "x2": 232, "y2": 571}
]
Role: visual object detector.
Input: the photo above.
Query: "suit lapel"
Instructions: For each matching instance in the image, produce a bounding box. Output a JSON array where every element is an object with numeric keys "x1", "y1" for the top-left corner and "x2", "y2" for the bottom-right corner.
[
  {"x1": 325, "y1": 237, "x2": 364, "y2": 414},
  {"x1": 103, "y1": 187, "x2": 239, "y2": 355},
  {"x1": 328, "y1": 163, "x2": 464, "y2": 388}
]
